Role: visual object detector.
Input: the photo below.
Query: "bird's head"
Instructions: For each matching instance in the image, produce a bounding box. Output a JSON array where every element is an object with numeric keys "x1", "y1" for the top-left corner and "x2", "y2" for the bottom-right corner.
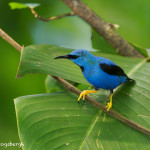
[{"x1": 55, "y1": 49, "x2": 94, "y2": 66}]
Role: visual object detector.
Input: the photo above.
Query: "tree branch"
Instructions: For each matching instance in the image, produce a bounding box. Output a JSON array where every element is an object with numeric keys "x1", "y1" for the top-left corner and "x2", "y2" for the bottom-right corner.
[
  {"x1": 0, "y1": 28, "x2": 150, "y2": 136},
  {"x1": 30, "y1": 8, "x2": 75, "y2": 22},
  {"x1": 52, "y1": 76, "x2": 150, "y2": 136},
  {"x1": 62, "y1": 0, "x2": 144, "y2": 58},
  {"x1": 0, "y1": 28, "x2": 22, "y2": 52}
]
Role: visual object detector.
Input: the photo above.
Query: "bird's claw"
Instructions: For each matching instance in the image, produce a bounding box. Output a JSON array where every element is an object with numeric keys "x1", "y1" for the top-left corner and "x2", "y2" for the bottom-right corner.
[
  {"x1": 106, "y1": 102, "x2": 112, "y2": 111},
  {"x1": 78, "y1": 91, "x2": 89, "y2": 102}
]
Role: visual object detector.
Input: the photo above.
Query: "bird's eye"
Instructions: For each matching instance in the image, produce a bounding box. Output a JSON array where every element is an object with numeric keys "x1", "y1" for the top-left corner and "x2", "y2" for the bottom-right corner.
[{"x1": 68, "y1": 55, "x2": 79, "y2": 59}]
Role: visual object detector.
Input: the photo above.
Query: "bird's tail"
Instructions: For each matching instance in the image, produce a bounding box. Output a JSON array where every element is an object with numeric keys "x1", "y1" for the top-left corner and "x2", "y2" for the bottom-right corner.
[{"x1": 127, "y1": 77, "x2": 135, "y2": 83}]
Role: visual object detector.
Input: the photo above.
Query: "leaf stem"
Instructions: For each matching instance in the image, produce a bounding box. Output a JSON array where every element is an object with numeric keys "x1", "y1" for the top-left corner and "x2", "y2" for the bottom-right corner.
[
  {"x1": 0, "y1": 28, "x2": 150, "y2": 136},
  {"x1": 30, "y1": 8, "x2": 75, "y2": 22}
]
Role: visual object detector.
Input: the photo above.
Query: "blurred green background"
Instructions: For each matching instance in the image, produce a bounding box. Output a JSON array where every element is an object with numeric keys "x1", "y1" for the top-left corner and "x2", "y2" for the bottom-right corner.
[{"x1": 0, "y1": 0, "x2": 150, "y2": 149}]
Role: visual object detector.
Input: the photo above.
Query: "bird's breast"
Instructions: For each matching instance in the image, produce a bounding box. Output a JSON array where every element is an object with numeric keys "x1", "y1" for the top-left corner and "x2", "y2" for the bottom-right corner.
[{"x1": 82, "y1": 66, "x2": 99, "y2": 84}]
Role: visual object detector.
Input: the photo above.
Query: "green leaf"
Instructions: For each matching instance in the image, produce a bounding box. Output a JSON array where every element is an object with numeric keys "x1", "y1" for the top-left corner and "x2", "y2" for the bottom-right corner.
[
  {"x1": 15, "y1": 92, "x2": 150, "y2": 150},
  {"x1": 45, "y1": 75, "x2": 65, "y2": 93},
  {"x1": 14, "y1": 93, "x2": 98, "y2": 150},
  {"x1": 15, "y1": 44, "x2": 150, "y2": 149},
  {"x1": 9, "y1": 2, "x2": 40, "y2": 10},
  {"x1": 92, "y1": 30, "x2": 148, "y2": 56},
  {"x1": 130, "y1": 42, "x2": 149, "y2": 57},
  {"x1": 17, "y1": 45, "x2": 88, "y2": 85},
  {"x1": 92, "y1": 29, "x2": 117, "y2": 54},
  {"x1": 17, "y1": 44, "x2": 142, "y2": 84}
]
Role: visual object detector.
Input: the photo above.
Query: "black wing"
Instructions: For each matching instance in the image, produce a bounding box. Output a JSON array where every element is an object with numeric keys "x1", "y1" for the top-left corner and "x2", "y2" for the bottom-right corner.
[{"x1": 100, "y1": 63, "x2": 127, "y2": 76}]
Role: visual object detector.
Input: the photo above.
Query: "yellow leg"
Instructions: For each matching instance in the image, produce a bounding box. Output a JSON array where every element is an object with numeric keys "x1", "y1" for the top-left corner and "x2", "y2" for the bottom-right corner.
[
  {"x1": 106, "y1": 93, "x2": 113, "y2": 111},
  {"x1": 78, "y1": 90, "x2": 98, "y2": 102}
]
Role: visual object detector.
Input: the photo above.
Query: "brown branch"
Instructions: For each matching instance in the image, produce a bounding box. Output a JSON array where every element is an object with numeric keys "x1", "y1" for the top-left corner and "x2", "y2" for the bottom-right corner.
[
  {"x1": 62, "y1": 0, "x2": 144, "y2": 58},
  {"x1": 52, "y1": 76, "x2": 150, "y2": 136},
  {"x1": 0, "y1": 28, "x2": 22, "y2": 52},
  {"x1": 30, "y1": 8, "x2": 75, "y2": 22},
  {"x1": 0, "y1": 28, "x2": 150, "y2": 136}
]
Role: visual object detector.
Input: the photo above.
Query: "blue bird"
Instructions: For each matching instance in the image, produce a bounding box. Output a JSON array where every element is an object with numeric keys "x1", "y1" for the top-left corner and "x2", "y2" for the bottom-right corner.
[{"x1": 55, "y1": 49, "x2": 134, "y2": 111}]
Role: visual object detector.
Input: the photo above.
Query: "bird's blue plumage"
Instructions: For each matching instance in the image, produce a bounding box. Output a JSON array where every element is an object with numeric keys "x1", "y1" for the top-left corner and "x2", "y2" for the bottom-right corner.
[
  {"x1": 55, "y1": 49, "x2": 134, "y2": 110},
  {"x1": 69, "y1": 49, "x2": 128, "y2": 92}
]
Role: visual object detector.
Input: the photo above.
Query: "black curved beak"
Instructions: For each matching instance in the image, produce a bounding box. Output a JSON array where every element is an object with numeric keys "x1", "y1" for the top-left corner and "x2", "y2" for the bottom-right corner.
[{"x1": 54, "y1": 55, "x2": 69, "y2": 59}]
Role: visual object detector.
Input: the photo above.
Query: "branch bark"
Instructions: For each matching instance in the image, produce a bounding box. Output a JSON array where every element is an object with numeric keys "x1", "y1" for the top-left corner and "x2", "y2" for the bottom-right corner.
[
  {"x1": 62, "y1": 0, "x2": 144, "y2": 58},
  {"x1": 0, "y1": 28, "x2": 22, "y2": 52},
  {"x1": 0, "y1": 28, "x2": 150, "y2": 136},
  {"x1": 30, "y1": 8, "x2": 75, "y2": 22}
]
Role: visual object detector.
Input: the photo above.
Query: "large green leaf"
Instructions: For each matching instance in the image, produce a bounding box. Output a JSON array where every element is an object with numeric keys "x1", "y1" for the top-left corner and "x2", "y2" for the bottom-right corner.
[
  {"x1": 15, "y1": 44, "x2": 150, "y2": 149},
  {"x1": 17, "y1": 45, "x2": 141, "y2": 84},
  {"x1": 15, "y1": 92, "x2": 150, "y2": 150},
  {"x1": 14, "y1": 93, "x2": 98, "y2": 150}
]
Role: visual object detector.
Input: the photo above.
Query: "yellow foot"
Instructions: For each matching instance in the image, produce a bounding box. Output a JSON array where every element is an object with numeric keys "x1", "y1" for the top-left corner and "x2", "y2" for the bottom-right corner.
[
  {"x1": 78, "y1": 90, "x2": 89, "y2": 102},
  {"x1": 106, "y1": 102, "x2": 112, "y2": 111},
  {"x1": 78, "y1": 90, "x2": 98, "y2": 102},
  {"x1": 106, "y1": 93, "x2": 113, "y2": 111}
]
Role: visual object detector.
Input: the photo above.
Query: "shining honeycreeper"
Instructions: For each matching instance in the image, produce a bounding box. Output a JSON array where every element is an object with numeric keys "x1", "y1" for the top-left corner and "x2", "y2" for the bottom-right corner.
[{"x1": 55, "y1": 49, "x2": 134, "y2": 111}]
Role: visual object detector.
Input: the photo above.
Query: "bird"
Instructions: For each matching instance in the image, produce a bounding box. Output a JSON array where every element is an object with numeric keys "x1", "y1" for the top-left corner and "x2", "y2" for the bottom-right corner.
[{"x1": 55, "y1": 49, "x2": 134, "y2": 111}]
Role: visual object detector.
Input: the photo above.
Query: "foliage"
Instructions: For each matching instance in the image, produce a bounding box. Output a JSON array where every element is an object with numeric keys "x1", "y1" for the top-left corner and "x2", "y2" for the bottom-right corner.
[
  {"x1": 15, "y1": 45, "x2": 150, "y2": 149},
  {"x1": 9, "y1": 2, "x2": 40, "y2": 10},
  {"x1": 3, "y1": 0, "x2": 150, "y2": 149},
  {"x1": 92, "y1": 29, "x2": 148, "y2": 56}
]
